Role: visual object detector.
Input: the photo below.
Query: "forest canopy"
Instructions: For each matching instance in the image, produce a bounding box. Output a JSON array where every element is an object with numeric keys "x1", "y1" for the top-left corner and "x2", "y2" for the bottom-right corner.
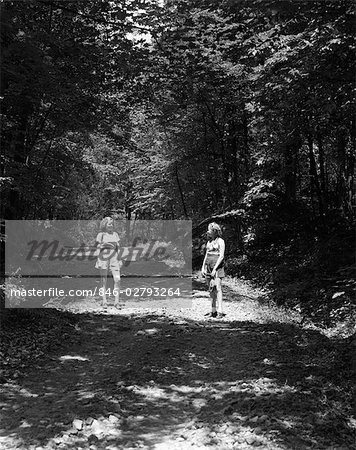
[{"x1": 1, "y1": 0, "x2": 354, "y2": 221}]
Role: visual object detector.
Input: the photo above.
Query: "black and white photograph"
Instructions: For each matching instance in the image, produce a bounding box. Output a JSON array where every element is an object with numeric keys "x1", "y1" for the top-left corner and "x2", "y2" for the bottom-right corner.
[{"x1": 0, "y1": 1, "x2": 355, "y2": 449}]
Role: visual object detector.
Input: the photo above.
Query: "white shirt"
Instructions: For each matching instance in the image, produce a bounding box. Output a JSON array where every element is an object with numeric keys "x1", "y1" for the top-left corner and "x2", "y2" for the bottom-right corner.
[
  {"x1": 96, "y1": 232, "x2": 120, "y2": 248},
  {"x1": 206, "y1": 237, "x2": 224, "y2": 255}
]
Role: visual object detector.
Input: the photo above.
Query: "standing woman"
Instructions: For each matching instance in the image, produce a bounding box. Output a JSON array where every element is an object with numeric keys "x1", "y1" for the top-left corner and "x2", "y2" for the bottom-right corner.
[
  {"x1": 95, "y1": 217, "x2": 121, "y2": 308},
  {"x1": 201, "y1": 222, "x2": 225, "y2": 318}
]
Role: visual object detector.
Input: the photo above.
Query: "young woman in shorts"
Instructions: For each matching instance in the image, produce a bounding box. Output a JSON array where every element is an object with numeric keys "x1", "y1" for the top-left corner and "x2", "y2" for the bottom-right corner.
[
  {"x1": 95, "y1": 217, "x2": 121, "y2": 308},
  {"x1": 201, "y1": 222, "x2": 225, "y2": 318}
]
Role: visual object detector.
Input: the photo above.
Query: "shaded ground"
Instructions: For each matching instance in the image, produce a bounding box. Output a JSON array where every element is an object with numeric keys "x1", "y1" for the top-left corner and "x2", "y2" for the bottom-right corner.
[{"x1": 0, "y1": 279, "x2": 355, "y2": 449}]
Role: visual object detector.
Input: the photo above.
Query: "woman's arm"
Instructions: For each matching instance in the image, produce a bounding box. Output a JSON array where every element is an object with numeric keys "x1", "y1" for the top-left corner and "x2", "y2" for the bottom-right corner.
[
  {"x1": 212, "y1": 238, "x2": 225, "y2": 276},
  {"x1": 201, "y1": 249, "x2": 208, "y2": 275},
  {"x1": 95, "y1": 233, "x2": 103, "y2": 249}
]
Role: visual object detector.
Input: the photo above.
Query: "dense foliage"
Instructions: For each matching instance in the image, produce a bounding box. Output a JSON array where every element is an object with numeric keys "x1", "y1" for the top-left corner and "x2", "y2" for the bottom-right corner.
[{"x1": 1, "y1": 0, "x2": 355, "y2": 320}]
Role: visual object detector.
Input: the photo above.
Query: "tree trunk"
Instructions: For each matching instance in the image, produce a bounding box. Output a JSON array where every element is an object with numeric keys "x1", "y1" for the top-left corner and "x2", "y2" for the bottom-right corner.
[
  {"x1": 175, "y1": 163, "x2": 188, "y2": 219},
  {"x1": 5, "y1": 114, "x2": 30, "y2": 219},
  {"x1": 242, "y1": 105, "x2": 249, "y2": 179},
  {"x1": 283, "y1": 131, "x2": 301, "y2": 205},
  {"x1": 307, "y1": 134, "x2": 324, "y2": 219},
  {"x1": 346, "y1": 119, "x2": 356, "y2": 219},
  {"x1": 336, "y1": 128, "x2": 353, "y2": 218},
  {"x1": 317, "y1": 133, "x2": 327, "y2": 206}
]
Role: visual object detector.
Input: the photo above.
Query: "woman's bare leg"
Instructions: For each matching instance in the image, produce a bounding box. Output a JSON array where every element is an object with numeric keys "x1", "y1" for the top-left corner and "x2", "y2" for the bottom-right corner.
[
  {"x1": 211, "y1": 283, "x2": 217, "y2": 314},
  {"x1": 113, "y1": 273, "x2": 121, "y2": 307},
  {"x1": 215, "y1": 278, "x2": 223, "y2": 314},
  {"x1": 100, "y1": 269, "x2": 108, "y2": 306}
]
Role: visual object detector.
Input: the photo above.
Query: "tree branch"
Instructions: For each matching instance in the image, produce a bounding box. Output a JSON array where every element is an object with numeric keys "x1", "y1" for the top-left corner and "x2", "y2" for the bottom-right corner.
[{"x1": 36, "y1": 0, "x2": 155, "y2": 34}]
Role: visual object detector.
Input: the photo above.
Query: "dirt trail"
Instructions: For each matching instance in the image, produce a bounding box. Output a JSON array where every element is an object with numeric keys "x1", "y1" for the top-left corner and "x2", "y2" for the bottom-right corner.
[{"x1": 0, "y1": 280, "x2": 354, "y2": 449}]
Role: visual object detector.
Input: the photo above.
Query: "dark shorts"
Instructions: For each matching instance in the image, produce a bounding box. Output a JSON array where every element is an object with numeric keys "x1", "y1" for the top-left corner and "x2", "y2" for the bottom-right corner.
[{"x1": 205, "y1": 254, "x2": 225, "y2": 278}]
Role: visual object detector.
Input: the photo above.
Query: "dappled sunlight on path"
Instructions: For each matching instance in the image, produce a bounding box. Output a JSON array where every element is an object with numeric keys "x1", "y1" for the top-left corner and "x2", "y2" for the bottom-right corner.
[{"x1": 1, "y1": 280, "x2": 354, "y2": 449}]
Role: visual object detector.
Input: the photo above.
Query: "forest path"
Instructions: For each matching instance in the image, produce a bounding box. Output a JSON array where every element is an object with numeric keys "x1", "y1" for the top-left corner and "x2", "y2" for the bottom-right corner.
[{"x1": 1, "y1": 280, "x2": 354, "y2": 450}]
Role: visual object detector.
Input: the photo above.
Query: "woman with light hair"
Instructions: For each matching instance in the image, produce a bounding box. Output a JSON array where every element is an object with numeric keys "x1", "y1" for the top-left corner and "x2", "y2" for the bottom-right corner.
[
  {"x1": 95, "y1": 217, "x2": 122, "y2": 309},
  {"x1": 201, "y1": 222, "x2": 225, "y2": 318}
]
